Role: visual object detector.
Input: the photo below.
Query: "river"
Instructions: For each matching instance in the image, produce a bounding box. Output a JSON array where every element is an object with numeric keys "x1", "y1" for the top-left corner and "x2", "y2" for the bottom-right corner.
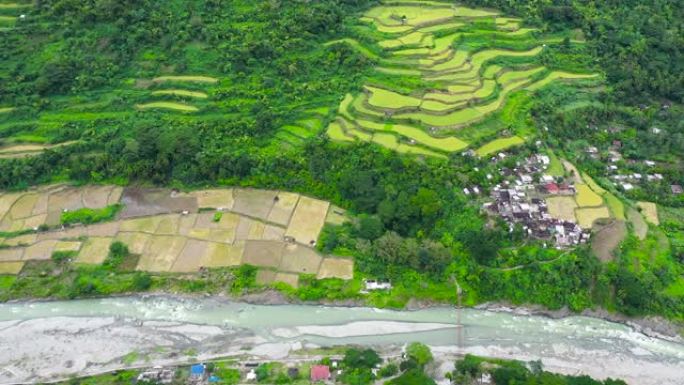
[{"x1": 0, "y1": 295, "x2": 682, "y2": 385}]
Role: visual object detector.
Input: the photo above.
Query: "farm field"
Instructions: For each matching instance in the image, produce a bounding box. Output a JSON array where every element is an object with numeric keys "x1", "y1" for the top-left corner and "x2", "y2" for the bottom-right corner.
[
  {"x1": 637, "y1": 202, "x2": 659, "y2": 225},
  {"x1": 0, "y1": 185, "x2": 353, "y2": 287},
  {"x1": 543, "y1": 162, "x2": 616, "y2": 231},
  {"x1": 475, "y1": 136, "x2": 525, "y2": 157},
  {"x1": 575, "y1": 184, "x2": 604, "y2": 207},
  {"x1": 0, "y1": 141, "x2": 78, "y2": 159},
  {"x1": 135, "y1": 102, "x2": 199, "y2": 112},
  {"x1": 325, "y1": 1, "x2": 599, "y2": 156}
]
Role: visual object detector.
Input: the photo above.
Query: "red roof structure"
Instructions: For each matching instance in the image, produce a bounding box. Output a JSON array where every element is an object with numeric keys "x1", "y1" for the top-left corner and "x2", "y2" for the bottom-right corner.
[
  {"x1": 545, "y1": 182, "x2": 560, "y2": 194},
  {"x1": 310, "y1": 365, "x2": 330, "y2": 382}
]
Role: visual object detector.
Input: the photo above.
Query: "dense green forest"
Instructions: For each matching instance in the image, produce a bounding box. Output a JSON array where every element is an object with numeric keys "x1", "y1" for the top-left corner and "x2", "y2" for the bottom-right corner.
[{"x1": 0, "y1": 0, "x2": 682, "y2": 322}]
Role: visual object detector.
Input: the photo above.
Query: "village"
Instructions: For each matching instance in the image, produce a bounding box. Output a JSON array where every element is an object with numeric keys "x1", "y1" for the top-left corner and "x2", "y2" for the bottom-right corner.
[
  {"x1": 134, "y1": 359, "x2": 350, "y2": 385},
  {"x1": 582, "y1": 126, "x2": 682, "y2": 197},
  {"x1": 480, "y1": 152, "x2": 590, "y2": 248},
  {"x1": 116, "y1": 343, "x2": 448, "y2": 385}
]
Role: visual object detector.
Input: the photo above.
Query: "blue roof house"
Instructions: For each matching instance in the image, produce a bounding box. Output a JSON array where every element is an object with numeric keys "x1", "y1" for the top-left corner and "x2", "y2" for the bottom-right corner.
[{"x1": 190, "y1": 364, "x2": 206, "y2": 379}]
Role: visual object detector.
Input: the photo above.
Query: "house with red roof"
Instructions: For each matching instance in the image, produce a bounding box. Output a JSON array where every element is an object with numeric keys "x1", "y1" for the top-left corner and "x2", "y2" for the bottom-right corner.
[
  {"x1": 310, "y1": 365, "x2": 331, "y2": 382},
  {"x1": 545, "y1": 182, "x2": 560, "y2": 194}
]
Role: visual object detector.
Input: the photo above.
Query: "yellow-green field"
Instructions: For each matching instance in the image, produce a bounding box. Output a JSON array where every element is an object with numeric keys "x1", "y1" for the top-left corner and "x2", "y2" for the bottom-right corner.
[
  {"x1": 547, "y1": 196, "x2": 578, "y2": 222},
  {"x1": 0, "y1": 141, "x2": 78, "y2": 159},
  {"x1": 356, "y1": 120, "x2": 467, "y2": 152},
  {"x1": 604, "y1": 192, "x2": 625, "y2": 220},
  {"x1": 366, "y1": 86, "x2": 421, "y2": 109},
  {"x1": 152, "y1": 75, "x2": 219, "y2": 84},
  {"x1": 150, "y1": 90, "x2": 209, "y2": 99},
  {"x1": 475, "y1": 136, "x2": 525, "y2": 156},
  {"x1": 285, "y1": 196, "x2": 330, "y2": 245},
  {"x1": 135, "y1": 102, "x2": 199, "y2": 112},
  {"x1": 575, "y1": 184, "x2": 604, "y2": 207},
  {"x1": 325, "y1": 2, "x2": 598, "y2": 156},
  {"x1": 576, "y1": 206, "x2": 611, "y2": 228},
  {"x1": 637, "y1": 201, "x2": 659, "y2": 225}
]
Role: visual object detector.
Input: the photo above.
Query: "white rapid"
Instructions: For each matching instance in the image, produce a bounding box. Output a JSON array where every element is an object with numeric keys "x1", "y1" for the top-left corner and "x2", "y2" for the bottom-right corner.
[{"x1": 0, "y1": 295, "x2": 682, "y2": 384}]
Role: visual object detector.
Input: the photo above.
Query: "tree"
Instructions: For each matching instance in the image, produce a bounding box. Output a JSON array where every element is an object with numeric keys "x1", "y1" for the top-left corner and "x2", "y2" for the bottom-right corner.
[
  {"x1": 455, "y1": 355, "x2": 481, "y2": 377},
  {"x1": 387, "y1": 369, "x2": 436, "y2": 385},
  {"x1": 406, "y1": 342, "x2": 432, "y2": 367},
  {"x1": 339, "y1": 368, "x2": 374, "y2": 385},
  {"x1": 342, "y1": 348, "x2": 381, "y2": 370},
  {"x1": 356, "y1": 214, "x2": 384, "y2": 240}
]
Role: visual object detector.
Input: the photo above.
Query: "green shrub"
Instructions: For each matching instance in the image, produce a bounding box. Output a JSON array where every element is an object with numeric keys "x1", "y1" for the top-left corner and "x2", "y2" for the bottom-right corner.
[
  {"x1": 51, "y1": 250, "x2": 77, "y2": 264},
  {"x1": 378, "y1": 364, "x2": 398, "y2": 378},
  {"x1": 103, "y1": 241, "x2": 130, "y2": 269},
  {"x1": 61, "y1": 204, "x2": 122, "y2": 226}
]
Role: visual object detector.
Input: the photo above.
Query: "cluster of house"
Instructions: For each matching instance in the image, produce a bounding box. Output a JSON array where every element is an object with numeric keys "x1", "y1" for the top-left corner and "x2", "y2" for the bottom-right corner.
[
  {"x1": 135, "y1": 362, "x2": 339, "y2": 384},
  {"x1": 586, "y1": 143, "x2": 680, "y2": 194},
  {"x1": 482, "y1": 154, "x2": 589, "y2": 248}
]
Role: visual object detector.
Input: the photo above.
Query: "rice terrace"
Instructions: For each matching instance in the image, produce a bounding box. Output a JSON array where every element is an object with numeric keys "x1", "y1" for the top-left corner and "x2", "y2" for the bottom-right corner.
[
  {"x1": 325, "y1": 0, "x2": 599, "y2": 157},
  {"x1": 0, "y1": 1, "x2": 683, "y2": 384}
]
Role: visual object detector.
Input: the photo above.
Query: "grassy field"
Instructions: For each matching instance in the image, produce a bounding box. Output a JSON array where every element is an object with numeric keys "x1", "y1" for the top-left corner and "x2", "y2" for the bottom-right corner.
[
  {"x1": 546, "y1": 150, "x2": 564, "y2": 176},
  {"x1": 591, "y1": 220, "x2": 627, "y2": 262}
]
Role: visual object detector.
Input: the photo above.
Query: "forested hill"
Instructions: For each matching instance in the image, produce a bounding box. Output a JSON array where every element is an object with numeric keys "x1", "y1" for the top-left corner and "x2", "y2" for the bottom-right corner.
[{"x1": 0, "y1": 0, "x2": 682, "y2": 322}]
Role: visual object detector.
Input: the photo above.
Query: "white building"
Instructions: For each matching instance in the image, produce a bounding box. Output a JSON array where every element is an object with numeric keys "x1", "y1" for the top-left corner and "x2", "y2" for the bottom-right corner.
[{"x1": 364, "y1": 280, "x2": 392, "y2": 291}]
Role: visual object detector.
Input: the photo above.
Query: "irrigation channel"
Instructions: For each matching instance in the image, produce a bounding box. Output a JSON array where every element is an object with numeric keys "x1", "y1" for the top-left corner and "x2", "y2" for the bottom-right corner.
[{"x1": 0, "y1": 296, "x2": 683, "y2": 385}]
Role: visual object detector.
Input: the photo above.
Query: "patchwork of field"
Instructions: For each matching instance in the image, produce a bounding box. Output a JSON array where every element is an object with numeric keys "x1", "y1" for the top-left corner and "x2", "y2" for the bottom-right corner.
[
  {"x1": 545, "y1": 162, "x2": 616, "y2": 230},
  {"x1": 325, "y1": 0, "x2": 598, "y2": 157},
  {"x1": 0, "y1": 186, "x2": 353, "y2": 287},
  {"x1": 0, "y1": 184, "x2": 122, "y2": 232}
]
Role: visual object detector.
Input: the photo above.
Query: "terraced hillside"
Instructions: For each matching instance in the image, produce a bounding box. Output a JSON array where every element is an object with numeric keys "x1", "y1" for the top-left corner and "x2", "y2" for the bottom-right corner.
[
  {"x1": 0, "y1": 1, "x2": 30, "y2": 30},
  {"x1": 326, "y1": 0, "x2": 599, "y2": 157}
]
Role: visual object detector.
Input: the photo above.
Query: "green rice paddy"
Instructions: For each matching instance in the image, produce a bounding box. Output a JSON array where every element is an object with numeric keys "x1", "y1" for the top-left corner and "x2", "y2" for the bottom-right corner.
[
  {"x1": 366, "y1": 86, "x2": 421, "y2": 109},
  {"x1": 135, "y1": 102, "x2": 199, "y2": 112},
  {"x1": 475, "y1": 136, "x2": 525, "y2": 156},
  {"x1": 150, "y1": 90, "x2": 209, "y2": 99},
  {"x1": 152, "y1": 76, "x2": 219, "y2": 84},
  {"x1": 0, "y1": 1, "x2": 593, "y2": 159}
]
